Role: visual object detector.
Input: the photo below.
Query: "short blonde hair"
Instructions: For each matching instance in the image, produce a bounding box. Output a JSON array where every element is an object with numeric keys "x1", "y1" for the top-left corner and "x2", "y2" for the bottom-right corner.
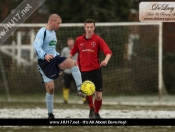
[{"x1": 48, "y1": 14, "x2": 62, "y2": 22}]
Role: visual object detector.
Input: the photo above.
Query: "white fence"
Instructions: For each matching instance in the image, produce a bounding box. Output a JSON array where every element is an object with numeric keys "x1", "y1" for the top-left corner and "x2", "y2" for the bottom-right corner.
[{"x1": 0, "y1": 29, "x2": 37, "y2": 66}]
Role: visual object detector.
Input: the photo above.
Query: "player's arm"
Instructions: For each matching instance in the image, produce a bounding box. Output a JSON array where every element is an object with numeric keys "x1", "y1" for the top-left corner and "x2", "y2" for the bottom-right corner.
[
  {"x1": 33, "y1": 36, "x2": 46, "y2": 59},
  {"x1": 33, "y1": 36, "x2": 53, "y2": 62},
  {"x1": 99, "y1": 37, "x2": 112, "y2": 67},
  {"x1": 100, "y1": 54, "x2": 111, "y2": 67}
]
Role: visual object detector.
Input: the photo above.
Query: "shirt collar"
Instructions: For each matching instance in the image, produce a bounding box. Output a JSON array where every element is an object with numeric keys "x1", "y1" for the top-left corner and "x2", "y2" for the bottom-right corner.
[{"x1": 82, "y1": 33, "x2": 95, "y2": 40}]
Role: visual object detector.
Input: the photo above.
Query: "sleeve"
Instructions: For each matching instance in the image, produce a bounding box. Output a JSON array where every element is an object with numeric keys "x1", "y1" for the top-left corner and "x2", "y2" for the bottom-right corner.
[
  {"x1": 33, "y1": 31, "x2": 47, "y2": 60},
  {"x1": 98, "y1": 37, "x2": 112, "y2": 56},
  {"x1": 56, "y1": 52, "x2": 60, "y2": 56},
  {"x1": 55, "y1": 33, "x2": 60, "y2": 56},
  {"x1": 70, "y1": 38, "x2": 78, "y2": 56}
]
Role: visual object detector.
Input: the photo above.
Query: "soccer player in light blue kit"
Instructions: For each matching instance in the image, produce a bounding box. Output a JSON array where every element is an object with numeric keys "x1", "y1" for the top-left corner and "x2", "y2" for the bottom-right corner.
[{"x1": 33, "y1": 14, "x2": 85, "y2": 119}]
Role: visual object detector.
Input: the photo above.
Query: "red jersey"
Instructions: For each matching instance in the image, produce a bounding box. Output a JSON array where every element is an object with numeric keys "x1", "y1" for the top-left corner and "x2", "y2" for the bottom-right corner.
[{"x1": 70, "y1": 33, "x2": 112, "y2": 72}]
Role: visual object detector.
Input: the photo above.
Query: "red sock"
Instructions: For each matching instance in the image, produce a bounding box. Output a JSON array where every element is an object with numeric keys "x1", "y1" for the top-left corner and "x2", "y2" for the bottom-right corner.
[
  {"x1": 86, "y1": 95, "x2": 94, "y2": 109},
  {"x1": 94, "y1": 99, "x2": 102, "y2": 114}
]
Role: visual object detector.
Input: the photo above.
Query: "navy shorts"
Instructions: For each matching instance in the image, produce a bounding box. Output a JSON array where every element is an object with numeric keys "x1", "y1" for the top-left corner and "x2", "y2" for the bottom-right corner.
[
  {"x1": 38, "y1": 55, "x2": 66, "y2": 81},
  {"x1": 81, "y1": 68, "x2": 103, "y2": 92},
  {"x1": 38, "y1": 66, "x2": 53, "y2": 83}
]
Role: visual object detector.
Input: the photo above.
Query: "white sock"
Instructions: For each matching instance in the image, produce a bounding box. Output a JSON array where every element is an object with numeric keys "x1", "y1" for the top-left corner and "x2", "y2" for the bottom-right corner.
[
  {"x1": 71, "y1": 66, "x2": 82, "y2": 91},
  {"x1": 45, "y1": 93, "x2": 54, "y2": 114}
]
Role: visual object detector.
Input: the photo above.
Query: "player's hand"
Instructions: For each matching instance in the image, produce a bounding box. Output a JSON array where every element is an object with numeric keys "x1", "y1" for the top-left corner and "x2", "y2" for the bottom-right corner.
[
  {"x1": 44, "y1": 54, "x2": 54, "y2": 62},
  {"x1": 100, "y1": 60, "x2": 108, "y2": 67}
]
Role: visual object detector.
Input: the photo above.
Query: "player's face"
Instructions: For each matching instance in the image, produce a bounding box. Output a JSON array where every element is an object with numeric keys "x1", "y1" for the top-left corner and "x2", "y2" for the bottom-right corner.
[
  {"x1": 67, "y1": 39, "x2": 74, "y2": 49},
  {"x1": 84, "y1": 23, "x2": 95, "y2": 35},
  {"x1": 51, "y1": 18, "x2": 62, "y2": 31}
]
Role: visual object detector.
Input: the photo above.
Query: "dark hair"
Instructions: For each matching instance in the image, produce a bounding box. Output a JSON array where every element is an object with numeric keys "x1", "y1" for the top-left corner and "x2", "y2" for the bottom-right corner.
[{"x1": 84, "y1": 19, "x2": 95, "y2": 26}]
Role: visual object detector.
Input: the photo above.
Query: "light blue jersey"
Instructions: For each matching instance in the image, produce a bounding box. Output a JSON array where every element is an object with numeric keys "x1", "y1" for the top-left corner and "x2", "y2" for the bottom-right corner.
[
  {"x1": 33, "y1": 27, "x2": 59, "y2": 60},
  {"x1": 34, "y1": 27, "x2": 82, "y2": 89}
]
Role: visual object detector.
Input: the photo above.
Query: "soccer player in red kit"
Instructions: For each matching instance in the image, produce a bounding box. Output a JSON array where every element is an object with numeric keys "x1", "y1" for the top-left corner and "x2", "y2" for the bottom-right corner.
[{"x1": 69, "y1": 19, "x2": 112, "y2": 119}]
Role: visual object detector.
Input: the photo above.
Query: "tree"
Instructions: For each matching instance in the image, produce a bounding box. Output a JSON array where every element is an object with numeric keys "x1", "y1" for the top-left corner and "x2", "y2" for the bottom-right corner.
[
  {"x1": 45, "y1": 0, "x2": 136, "y2": 22},
  {"x1": 0, "y1": 0, "x2": 22, "y2": 22}
]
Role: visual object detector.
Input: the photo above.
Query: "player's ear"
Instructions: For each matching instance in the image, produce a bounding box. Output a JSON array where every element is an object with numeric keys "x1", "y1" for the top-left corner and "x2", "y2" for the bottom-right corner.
[{"x1": 51, "y1": 20, "x2": 54, "y2": 24}]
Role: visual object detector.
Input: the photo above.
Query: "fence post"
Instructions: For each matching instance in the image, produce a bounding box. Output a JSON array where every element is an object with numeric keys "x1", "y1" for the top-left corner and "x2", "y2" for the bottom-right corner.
[
  {"x1": 30, "y1": 29, "x2": 35, "y2": 65},
  {"x1": 17, "y1": 31, "x2": 22, "y2": 67}
]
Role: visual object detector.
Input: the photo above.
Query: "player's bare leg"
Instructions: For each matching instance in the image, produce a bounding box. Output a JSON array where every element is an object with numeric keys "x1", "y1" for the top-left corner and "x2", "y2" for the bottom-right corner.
[
  {"x1": 59, "y1": 59, "x2": 85, "y2": 98},
  {"x1": 45, "y1": 81, "x2": 55, "y2": 119},
  {"x1": 94, "y1": 91, "x2": 102, "y2": 119}
]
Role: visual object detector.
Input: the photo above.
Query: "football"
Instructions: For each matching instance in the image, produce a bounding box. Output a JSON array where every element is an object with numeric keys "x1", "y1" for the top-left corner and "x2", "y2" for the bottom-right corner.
[{"x1": 81, "y1": 81, "x2": 95, "y2": 96}]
